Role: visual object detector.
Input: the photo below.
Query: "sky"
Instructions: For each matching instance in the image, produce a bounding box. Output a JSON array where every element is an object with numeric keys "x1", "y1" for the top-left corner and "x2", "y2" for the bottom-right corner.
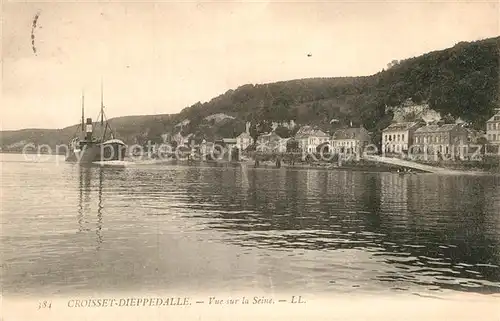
[{"x1": 1, "y1": 0, "x2": 499, "y2": 130}]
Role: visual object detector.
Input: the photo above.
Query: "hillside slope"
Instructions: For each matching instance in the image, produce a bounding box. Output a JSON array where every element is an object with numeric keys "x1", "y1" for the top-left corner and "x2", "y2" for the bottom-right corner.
[{"x1": 1, "y1": 36, "x2": 498, "y2": 151}]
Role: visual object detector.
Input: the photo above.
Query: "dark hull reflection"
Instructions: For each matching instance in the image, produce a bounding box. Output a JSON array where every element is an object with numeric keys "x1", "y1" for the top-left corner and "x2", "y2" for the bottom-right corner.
[{"x1": 77, "y1": 166, "x2": 124, "y2": 249}]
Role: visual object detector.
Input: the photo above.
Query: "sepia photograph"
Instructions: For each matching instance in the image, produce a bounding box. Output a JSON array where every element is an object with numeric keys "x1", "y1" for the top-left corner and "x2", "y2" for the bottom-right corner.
[{"x1": 1, "y1": 0, "x2": 500, "y2": 320}]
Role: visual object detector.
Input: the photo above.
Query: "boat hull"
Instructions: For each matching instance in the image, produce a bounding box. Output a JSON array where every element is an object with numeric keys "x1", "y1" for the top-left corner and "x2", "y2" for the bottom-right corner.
[{"x1": 65, "y1": 141, "x2": 126, "y2": 164}]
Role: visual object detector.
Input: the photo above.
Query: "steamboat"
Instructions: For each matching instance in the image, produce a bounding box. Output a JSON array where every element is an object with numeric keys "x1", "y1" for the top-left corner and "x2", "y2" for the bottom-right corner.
[{"x1": 66, "y1": 83, "x2": 126, "y2": 164}]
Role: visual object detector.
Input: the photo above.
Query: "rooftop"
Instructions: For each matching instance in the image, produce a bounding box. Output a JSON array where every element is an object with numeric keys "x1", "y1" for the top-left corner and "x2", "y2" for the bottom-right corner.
[
  {"x1": 332, "y1": 127, "x2": 368, "y2": 140},
  {"x1": 487, "y1": 109, "x2": 500, "y2": 122},
  {"x1": 382, "y1": 122, "x2": 420, "y2": 132},
  {"x1": 237, "y1": 131, "x2": 252, "y2": 138},
  {"x1": 415, "y1": 124, "x2": 459, "y2": 133},
  {"x1": 295, "y1": 126, "x2": 329, "y2": 138}
]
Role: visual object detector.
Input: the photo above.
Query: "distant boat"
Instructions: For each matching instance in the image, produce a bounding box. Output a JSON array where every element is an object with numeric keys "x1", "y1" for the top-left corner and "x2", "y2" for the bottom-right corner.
[{"x1": 66, "y1": 82, "x2": 126, "y2": 164}]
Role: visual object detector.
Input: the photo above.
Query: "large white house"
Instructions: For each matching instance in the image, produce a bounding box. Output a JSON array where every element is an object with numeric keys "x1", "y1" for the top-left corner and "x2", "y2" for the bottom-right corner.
[
  {"x1": 236, "y1": 123, "x2": 254, "y2": 151},
  {"x1": 382, "y1": 122, "x2": 422, "y2": 154},
  {"x1": 331, "y1": 127, "x2": 371, "y2": 154}
]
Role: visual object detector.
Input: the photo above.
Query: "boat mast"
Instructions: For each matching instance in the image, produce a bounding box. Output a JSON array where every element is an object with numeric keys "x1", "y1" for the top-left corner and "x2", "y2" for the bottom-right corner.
[
  {"x1": 100, "y1": 78, "x2": 104, "y2": 127},
  {"x1": 81, "y1": 91, "x2": 85, "y2": 133}
]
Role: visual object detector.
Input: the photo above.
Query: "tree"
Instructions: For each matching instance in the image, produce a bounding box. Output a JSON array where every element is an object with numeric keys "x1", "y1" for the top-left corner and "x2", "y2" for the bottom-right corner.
[
  {"x1": 275, "y1": 126, "x2": 291, "y2": 138},
  {"x1": 441, "y1": 114, "x2": 456, "y2": 124},
  {"x1": 286, "y1": 139, "x2": 299, "y2": 152},
  {"x1": 477, "y1": 136, "x2": 488, "y2": 155},
  {"x1": 387, "y1": 59, "x2": 399, "y2": 69}
]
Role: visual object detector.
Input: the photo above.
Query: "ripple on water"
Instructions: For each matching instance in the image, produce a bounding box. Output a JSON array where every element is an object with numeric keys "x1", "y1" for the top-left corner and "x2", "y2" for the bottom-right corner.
[{"x1": 1, "y1": 156, "x2": 500, "y2": 295}]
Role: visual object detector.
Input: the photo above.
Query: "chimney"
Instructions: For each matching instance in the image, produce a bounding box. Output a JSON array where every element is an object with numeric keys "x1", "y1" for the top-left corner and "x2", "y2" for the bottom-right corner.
[
  {"x1": 85, "y1": 118, "x2": 93, "y2": 141},
  {"x1": 246, "y1": 121, "x2": 250, "y2": 134}
]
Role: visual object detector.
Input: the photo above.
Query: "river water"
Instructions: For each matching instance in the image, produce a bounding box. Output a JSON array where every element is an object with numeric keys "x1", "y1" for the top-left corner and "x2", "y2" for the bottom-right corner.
[{"x1": 1, "y1": 153, "x2": 499, "y2": 297}]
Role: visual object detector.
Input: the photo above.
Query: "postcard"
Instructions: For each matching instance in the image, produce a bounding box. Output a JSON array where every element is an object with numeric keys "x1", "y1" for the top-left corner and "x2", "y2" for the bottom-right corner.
[{"x1": 1, "y1": 1, "x2": 499, "y2": 320}]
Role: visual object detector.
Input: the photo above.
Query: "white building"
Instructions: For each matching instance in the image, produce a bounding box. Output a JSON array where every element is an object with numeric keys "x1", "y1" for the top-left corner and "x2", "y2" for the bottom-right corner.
[
  {"x1": 331, "y1": 127, "x2": 371, "y2": 154},
  {"x1": 486, "y1": 108, "x2": 500, "y2": 144},
  {"x1": 382, "y1": 122, "x2": 422, "y2": 154},
  {"x1": 236, "y1": 122, "x2": 254, "y2": 151},
  {"x1": 172, "y1": 132, "x2": 192, "y2": 146},
  {"x1": 295, "y1": 126, "x2": 330, "y2": 153}
]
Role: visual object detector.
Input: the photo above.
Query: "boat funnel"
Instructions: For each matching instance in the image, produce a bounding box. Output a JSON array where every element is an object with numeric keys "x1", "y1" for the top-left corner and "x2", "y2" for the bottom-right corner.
[{"x1": 85, "y1": 118, "x2": 93, "y2": 140}]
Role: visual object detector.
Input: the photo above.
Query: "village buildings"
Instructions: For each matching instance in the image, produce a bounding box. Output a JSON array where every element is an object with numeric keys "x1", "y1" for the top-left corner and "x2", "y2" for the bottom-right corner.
[
  {"x1": 413, "y1": 124, "x2": 468, "y2": 156},
  {"x1": 331, "y1": 127, "x2": 371, "y2": 154},
  {"x1": 486, "y1": 108, "x2": 500, "y2": 144},
  {"x1": 382, "y1": 122, "x2": 422, "y2": 154},
  {"x1": 157, "y1": 108, "x2": 500, "y2": 161},
  {"x1": 295, "y1": 126, "x2": 330, "y2": 153}
]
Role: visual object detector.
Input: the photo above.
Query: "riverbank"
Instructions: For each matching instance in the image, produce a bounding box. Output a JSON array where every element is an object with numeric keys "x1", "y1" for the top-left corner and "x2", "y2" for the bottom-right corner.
[
  {"x1": 128, "y1": 157, "x2": 426, "y2": 173},
  {"x1": 413, "y1": 156, "x2": 500, "y2": 174},
  {"x1": 250, "y1": 160, "x2": 426, "y2": 173},
  {"x1": 126, "y1": 154, "x2": 500, "y2": 176}
]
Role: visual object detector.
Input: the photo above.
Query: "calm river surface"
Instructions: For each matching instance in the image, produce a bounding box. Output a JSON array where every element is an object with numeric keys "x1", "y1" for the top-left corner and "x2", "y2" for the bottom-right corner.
[{"x1": 1, "y1": 153, "x2": 500, "y2": 296}]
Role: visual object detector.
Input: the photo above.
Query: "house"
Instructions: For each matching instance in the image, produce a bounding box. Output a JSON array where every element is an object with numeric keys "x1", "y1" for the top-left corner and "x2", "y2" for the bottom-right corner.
[
  {"x1": 294, "y1": 126, "x2": 330, "y2": 153},
  {"x1": 222, "y1": 138, "x2": 237, "y2": 148},
  {"x1": 256, "y1": 132, "x2": 283, "y2": 153},
  {"x1": 200, "y1": 140, "x2": 220, "y2": 160},
  {"x1": 200, "y1": 140, "x2": 214, "y2": 154},
  {"x1": 222, "y1": 138, "x2": 239, "y2": 160},
  {"x1": 271, "y1": 120, "x2": 297, "y2": 130},
  {"x1": 382, "y1": 122, "x2": 422, "y2": 154},
  {"x1": 466, "y1": 128, "x2": 486, "y2": 144},
  {"x1": 236, "y1": 132, "x2": 253, "y2": 151},
  {"x1": 331, "y1": 127, "x2": 371, "y2": 154},
  {"x1": 486, "y1": 108, "x2": 500, "y2": 144},
  {"x1": 414, "y1": 124, "x2": 468, "y2": 155},
  {"x1": 278, "y1": 138, "x2": 291, "y2": 153},
  {"x1": 285, "y1": 137, "x2": 300, "y2": 152},
  {"x1": 172, "y1": 132, "x2": 192, "y2": 146},
  {"x1": 236, "y1": 122, "x2": 254, "y2": 151}
]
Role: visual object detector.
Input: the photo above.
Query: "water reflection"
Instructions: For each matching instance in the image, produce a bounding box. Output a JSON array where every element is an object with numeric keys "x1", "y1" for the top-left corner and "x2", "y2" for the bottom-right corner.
[
  {"x1": 3, "y1": 154, "x2": 500, "y2": 296},
  {"x1": 97, "y1": 167, "x2": 104, "y2": 247},
  {"x1": 179, "y1": 168, "x2": 500, "y2": 293},
  {"x1": 77, "y1": 166, "x2": 108, "y2": 249}
]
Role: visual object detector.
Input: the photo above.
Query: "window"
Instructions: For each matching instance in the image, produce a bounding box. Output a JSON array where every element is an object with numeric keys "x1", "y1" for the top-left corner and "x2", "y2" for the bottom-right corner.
[
  {"x1": 402, "y1": 134, "x2": 405, "y2": 141},
  {"x1": 494, "y1": 134, "x2": 497, "y2": 141},
  {"x1": 488, "y1": 134, "x2": 492, "y2": 141}
]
